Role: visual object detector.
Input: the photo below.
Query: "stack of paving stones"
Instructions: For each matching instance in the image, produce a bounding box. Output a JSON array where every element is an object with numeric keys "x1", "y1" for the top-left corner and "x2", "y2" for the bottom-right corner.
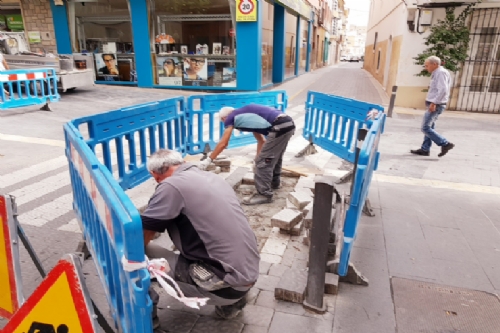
[
  {"x1": 268, "y1": 175, "x2": 340, "y2": 308},
  {"x1": 205, "y1": 155, "x2": 232, "y2": 174}
]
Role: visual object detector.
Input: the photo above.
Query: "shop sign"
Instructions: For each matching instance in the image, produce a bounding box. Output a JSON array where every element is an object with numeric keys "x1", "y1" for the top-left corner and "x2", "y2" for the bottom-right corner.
[
  {"x1": 28, "y1": 32, "x2": 41, "y2": 44},
  {"x1": 5, "y1": 15, "x2": 23, "y2": 32},
  {"x1": 275, "y1": 0, "x2": 311, "y2": 19},
  {"x1": 236, "y1": 0, "x2": 257, "y2": 22}
]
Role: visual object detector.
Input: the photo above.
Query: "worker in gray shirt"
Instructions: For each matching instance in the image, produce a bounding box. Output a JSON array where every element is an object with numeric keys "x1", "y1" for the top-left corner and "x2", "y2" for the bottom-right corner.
[
  {"x1": 411, "y1": 55, "x2": 455, "y2": 157},
  {"x1": 141, "y1": 149, "x2": 260, "y2": 329}
]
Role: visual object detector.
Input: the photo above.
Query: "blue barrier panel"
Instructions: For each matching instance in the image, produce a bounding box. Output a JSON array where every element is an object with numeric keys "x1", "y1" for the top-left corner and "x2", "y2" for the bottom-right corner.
[
  {"x1": 70, "y1": 97, "x2": 186, "y2": 191},
  {"x1": 303, "y1": 91, "x2": 384, "y2": 163},
  {"x1": 337, "y1": 112, "x2": 386, "y2": 276},
  {"x1": 0, "y1": 68, "x2": 59, "y2": 110},
  {"x1": 185, "y1": 91, "x2": 288, "y2": 154}
]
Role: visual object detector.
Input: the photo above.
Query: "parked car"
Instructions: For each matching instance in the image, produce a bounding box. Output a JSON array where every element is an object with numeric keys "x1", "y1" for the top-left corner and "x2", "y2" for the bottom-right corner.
[
  {"x1": 349, "y1": 55, "x2": 360, "y2": 62},
  {"x1": 340, "y1": 55, "x2": 348, "y2": 62}
]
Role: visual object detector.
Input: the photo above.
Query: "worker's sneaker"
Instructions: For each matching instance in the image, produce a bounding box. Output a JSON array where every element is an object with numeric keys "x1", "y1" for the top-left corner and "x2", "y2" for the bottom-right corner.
[
  {"x1": 438, "y1": 142, "x2": 455, "y2": 157},
  {"x1": 410, "y1": 149, "x2": 430, "y2": 156},
  {"x1": 242, "y1": 193, "x2": 273, "y2": 205},
  {"x1": 215, "y1": 296, "x2": 248, "y2": 320}
]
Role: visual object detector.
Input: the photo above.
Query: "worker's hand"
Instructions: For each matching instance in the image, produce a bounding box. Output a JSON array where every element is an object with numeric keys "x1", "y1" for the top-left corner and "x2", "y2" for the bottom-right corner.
[
  {"x1": 110, "y1": 68, "x2": 119, "y2": 75},
  {"x1": 429, "y1": 103, "x2": 436, "y2": 112},
  {"x1": 198, "y1": 157, "x2": 213, "y2": 171},
  {"x1": 366, "y1": 110, "x2": 379, "y2": 120}
]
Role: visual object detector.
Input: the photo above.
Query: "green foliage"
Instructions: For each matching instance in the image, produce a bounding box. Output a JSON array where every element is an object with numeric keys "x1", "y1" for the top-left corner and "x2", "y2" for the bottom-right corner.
[{"x1": 414, "y1": 2, "x2": 480, "y2": 76}]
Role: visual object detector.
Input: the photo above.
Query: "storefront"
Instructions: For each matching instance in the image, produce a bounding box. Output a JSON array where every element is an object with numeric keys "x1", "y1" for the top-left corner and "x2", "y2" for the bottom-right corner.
[{"x1": 50, "y1": 0, "x2": 313, "y2": 91}]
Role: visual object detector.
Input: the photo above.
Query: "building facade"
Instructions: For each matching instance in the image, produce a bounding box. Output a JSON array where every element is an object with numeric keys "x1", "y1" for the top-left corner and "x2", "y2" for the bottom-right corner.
[
  {"x1": 364, "y1": 0, "x2": 500, "y2": 112},
  {"x1": 12, "y1": 0, "x2": 346, "y2": 92}
]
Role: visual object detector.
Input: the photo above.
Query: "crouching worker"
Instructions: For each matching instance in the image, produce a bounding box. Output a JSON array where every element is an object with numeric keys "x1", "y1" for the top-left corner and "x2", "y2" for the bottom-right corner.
[
  {"x1": 199, "y1": 104, "x2": 295, "y2": 205},
  {"x1": 141, "y1": 149, "x2": 260, "y2": 330}
]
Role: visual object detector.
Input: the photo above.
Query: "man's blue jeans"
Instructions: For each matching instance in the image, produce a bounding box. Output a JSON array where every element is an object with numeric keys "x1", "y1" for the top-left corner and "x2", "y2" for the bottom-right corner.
[{"x1": 421, "y1": 102, "x2": 448, "y2": 152}]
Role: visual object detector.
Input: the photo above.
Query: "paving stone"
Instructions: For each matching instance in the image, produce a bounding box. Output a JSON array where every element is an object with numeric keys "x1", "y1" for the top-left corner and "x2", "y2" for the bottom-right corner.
[
  {"x1": 268, "y1": 311, "x2": 333, "y2": 333},
  {"x1": 259, "y1": 261, "x2": 272, "y2": 275},
  {"x1": 260, "y1": 253, "x2": 282, "y2": 264},
  {"x1": 190, "y1": 316, "x2": 244, "y2": 333},
  {"x1": 286, "y1": 198, "x2": 299, "y2": 210},
  {"x1": 242, "y1": 172, "x2": 255, "y2": 185},
  {"x1": 255, "y1": 274, "x2": 281, "y2": 291},
  {"x1": 255, "y1": 290, "x2": 306, "y2": 315},
  {"x1": 324, "y1": 273, "x2": 339, "y2": 295},
  {"x1": 220, "y1": 165, "x2": 231, "y2": 172},
  {"x1": 157, "y1": 309, "x2": 198, "y2": 333},
  {"x1": 288, "y1": 191, "x2": 313, "y2": 210},
  {"x1": 214, "y1": 158, "x2": 231, "y2": 166},
  {"x1": 274, "y1": 268, "x2": 307, "y2": 303},
  {"x1": 215, "y1": 154, "x2": 228, "y2": 160},
  {"x1": 271, "y1": 209, "x2": 303, "y2": 230},
  {"x1": 303, "y1": 202, "x2": 313, "y2": 217},
  {"x1": 239, "y1": 184, "x2": 255, "y2": 195},
  {"x1": 290, "y1": 221, "x2": 304, "y2": 236},
  {"x1": 225, "y1": 167, "x2": 249, "y2": 189},
  {"x1": 242, "y1": 325, "x2": 269, "y2": 333},
  {"x1": 294, "y1": 176, "x2": 316, "y2": 192},
  {"x1": 236, "y1": 304, "x2": 274, "y2": 327},
  {"x1": 269, "y1": 264, "x2": 289, "y2": 277},
  {"x1": 304, "y1": 209, "x2": 313, "y2": 229},
  {"x1": 247, "y1": 287, "x2": 260, "y2": 305},
  {"x1": 291, "y1": 259, "x2": 308, "y2": 270},
  {"x1": 261, "y1": 237, "x2": 288, "y2": 256}
]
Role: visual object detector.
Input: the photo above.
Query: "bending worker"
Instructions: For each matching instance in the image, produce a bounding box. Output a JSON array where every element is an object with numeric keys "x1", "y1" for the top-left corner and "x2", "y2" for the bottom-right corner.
[
  {"x1": 141, "y1": 149, "x2": 259, "y2": 330},
  {"x1": 199, "y1": 104, "x2": 295, "y2": 205}
]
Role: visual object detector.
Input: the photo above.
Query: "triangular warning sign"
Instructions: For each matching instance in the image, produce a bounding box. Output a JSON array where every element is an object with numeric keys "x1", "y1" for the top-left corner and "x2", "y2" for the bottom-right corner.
[
  {"x1": 0, "y1": 195, "x2": 23, "y2": 320},
  {"x1": 1, "y1": 255, "x2": 98, "y2": 333}
]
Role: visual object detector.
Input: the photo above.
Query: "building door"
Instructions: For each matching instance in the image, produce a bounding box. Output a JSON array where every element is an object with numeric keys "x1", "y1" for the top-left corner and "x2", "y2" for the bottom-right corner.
[{"x1": 457, "y1": 8, "x2": 500, "y2": 113}]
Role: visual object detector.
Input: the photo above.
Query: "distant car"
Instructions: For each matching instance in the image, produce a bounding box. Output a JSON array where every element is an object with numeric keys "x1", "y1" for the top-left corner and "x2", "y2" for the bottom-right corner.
[
  {"x1": 349, "y1": 55, "x2": 360, "y2": 62},
  {"x1": 340, "y1": 55, "x2": 348, "y2": 62}
]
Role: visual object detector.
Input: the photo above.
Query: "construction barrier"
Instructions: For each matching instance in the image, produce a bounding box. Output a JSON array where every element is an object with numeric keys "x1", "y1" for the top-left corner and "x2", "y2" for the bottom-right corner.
[
  {"x1": 186, "y1": 91, "x2": 288, "y2": 154},
  {"x1": 0, "y1": 68, "x2": 59, "y2": 110},
  {"x1": 64, "y1": 91, "x2": 287, "y2": 333},
  {"x1": 337, "y1": 112, "x2": 386, "y2": 276},
  {"x1": 303, "y1": 91, "x2": 384, "y2": 163}
]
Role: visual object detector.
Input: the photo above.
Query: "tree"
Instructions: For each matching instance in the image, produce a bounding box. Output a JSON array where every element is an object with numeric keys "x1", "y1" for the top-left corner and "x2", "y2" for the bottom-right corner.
[{"x1": 414, "y1": 2, "x2": 480, "y2": 77}]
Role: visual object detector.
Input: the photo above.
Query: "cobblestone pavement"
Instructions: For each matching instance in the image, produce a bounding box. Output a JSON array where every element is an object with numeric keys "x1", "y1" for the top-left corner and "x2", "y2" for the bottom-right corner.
[{"x1": 1, "y1": 62, "x2": 500, "y2": 332}]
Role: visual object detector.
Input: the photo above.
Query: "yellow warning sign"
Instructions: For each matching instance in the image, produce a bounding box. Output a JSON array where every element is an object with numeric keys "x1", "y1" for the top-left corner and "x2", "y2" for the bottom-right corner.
[
  {"x1": 0, "y1": 195, "x2": 22, "y2": 319},
  {"x1": 236, "y1": 0, "x2": 257, "y2": 22},
  {"x1": 2, "y1": 256, "x2": 97, "y2": 333}
]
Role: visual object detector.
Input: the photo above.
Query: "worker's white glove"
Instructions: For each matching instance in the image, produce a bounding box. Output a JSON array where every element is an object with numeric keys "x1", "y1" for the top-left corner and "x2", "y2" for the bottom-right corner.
[
  {"x1": 199, "y1": 157, "x2": 213, "y2": 171},
  {"x1": 366, "y1": 110, "x2": 380, "y2": 120}
]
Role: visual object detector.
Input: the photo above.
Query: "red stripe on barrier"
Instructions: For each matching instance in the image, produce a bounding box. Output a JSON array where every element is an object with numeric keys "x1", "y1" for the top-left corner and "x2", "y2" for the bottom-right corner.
[
  {"x1": 26, "y1": 73, "x2": 35, "y2": 80},
  {"x1": 7, "y1": 74, "x2": 17, "y2": 81}
]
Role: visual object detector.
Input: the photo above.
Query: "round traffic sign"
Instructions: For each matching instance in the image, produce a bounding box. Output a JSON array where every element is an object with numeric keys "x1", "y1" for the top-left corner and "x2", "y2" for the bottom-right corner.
[{"x1": 239, "y1": 0, "x2": 254, "y2": 15}]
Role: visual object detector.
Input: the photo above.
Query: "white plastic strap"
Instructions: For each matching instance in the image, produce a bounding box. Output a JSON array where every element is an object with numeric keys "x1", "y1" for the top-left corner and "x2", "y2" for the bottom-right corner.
[{"x1": 122, "y1": 256, "x2": 209, "y2": 309}]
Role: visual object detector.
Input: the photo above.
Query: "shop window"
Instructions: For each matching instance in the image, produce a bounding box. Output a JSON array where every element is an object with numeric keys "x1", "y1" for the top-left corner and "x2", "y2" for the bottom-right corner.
[
  {"x1": 262, "y1": 1, "x2": 274, "y2": 86},
  {"x1": 298, "y1": 18, "x2": 308, "y2": 75},
  {"x1": 70, "y1": 0, "x2": 136, "y2": 82},
  {"x1": 151, "y1": 0, "x2": 236, "y2": 87},
  {"x1": 285, "y1": 10, "x2": 297, "y2": 79}
]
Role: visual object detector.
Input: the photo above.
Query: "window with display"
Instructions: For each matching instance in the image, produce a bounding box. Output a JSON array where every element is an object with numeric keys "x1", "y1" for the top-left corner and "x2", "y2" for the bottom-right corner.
[
  {"x1": 69, "y1": 0, "x2": 136, "y2": 82},
  {"x1": 262, "y1": 1, "x2": 274, "y2": 86},
  {"x1": 299, "y1": 18, "x2": 308, "y2": 74},
  {"x1": 285, "y1": 10, "x2": 297, "y2": 79},
  {"x1": 152, "y1": 0, "x2": 236, "y2": 87}
]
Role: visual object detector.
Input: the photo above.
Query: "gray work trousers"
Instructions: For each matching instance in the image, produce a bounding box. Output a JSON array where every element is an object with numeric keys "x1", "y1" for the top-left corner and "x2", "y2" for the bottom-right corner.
[
  {"x1": 147, "y1": 243, "x2": 249, "y2": 310},
  {"x1": 254, "y1": 129, "x2": 295, "y2": 197}
]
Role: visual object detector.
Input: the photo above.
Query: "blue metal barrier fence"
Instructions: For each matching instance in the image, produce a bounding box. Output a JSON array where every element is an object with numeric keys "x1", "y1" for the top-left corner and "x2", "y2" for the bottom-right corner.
[
  {"x1": 0, "y1": 68, "x2": 59, "y2": 110},
  {"x1": 64, "y1": 91, "x2": 288, "y2": 333},
  {"x1": 186, "y1": 91, "x2": 288, "y2": 154},
  {"x1": 303, "y1": 91, "x2": 384, "y2": 163},
  {"x1": 337, "y1": 112, "x2": 386, "y2": 276}
]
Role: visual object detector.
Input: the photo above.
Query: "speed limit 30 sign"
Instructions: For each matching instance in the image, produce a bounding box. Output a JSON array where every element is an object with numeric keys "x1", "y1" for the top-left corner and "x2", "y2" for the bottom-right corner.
[{"x1": 236, "y1": 0, "x2": 257, "y2": 22}]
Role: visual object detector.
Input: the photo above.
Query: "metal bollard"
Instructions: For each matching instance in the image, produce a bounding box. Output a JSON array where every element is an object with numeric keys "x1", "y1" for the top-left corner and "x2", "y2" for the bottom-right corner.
[
  {"x1": 387, "y1": 85, "x2": 398, "y2": 118},
  {"x1": 303, "y1": 176, "x2": 335, "y2": 314}
]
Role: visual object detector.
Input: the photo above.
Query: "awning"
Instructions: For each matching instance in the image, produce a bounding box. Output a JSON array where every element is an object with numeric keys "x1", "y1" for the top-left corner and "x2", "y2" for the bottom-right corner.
[{"x1": 275, "y1": 0, "x2": 312, "y2": 19}]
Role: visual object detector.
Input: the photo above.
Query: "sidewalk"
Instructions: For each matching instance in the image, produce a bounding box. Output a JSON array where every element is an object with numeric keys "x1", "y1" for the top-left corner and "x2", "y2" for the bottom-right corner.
[{"x1": 1, "y1": 63, "x2": 500, "y2": 332}]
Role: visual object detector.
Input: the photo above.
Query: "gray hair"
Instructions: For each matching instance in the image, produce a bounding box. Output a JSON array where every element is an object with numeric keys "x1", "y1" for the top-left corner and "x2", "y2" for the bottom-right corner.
[
  {"x1": 426, "y1": 56, "x2": 441, "y2": 66},
  {"x1": 147, "y1": 149, "x2": 184, "y2": 174},
  {"x1": 219, "y1": 106, "x2": 235, "y2": 119}
]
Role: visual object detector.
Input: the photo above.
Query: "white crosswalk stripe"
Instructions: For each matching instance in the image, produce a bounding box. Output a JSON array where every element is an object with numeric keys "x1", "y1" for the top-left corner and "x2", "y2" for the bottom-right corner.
[
  {"x1": 18, "y1": 193, "x2": 73, "y2": 227},
  {"x1": 0, "y1": 156, "x2": 67, "y2": 189},
  {"x1": 11, "y1": 171, "x2": 70, "y2": 206}
]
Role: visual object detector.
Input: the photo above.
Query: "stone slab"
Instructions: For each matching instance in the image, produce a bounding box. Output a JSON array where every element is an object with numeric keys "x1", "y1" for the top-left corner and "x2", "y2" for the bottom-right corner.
[
  {"x1": 268, "y1": 312, "x2": 333, "y2": 333},
  {"x1": 213, "y1": 159, "x2": 231, "y2": 166},
  {"x1": 325, "y1": 273, "x2": 339, "y2": 295},
  {"x1": 261, "y1": 237, "x2": 288, "y2": 257},
  {"x1": 274, "y1": 268, "x2": 307, "y2": 304},
  {"x1": 259, "y1": 261, "x2": 272, "y2": 275},
  {"x1": 304, "y1": 209, "x2": 313, "y2": 229},
  {"x1": 225, "y1": 167, "x2": 249, "y2": 190},
  {"x1": 255, "y1": 274, "x2": 281, "y2": 292},
  {"x1": 242, "y1": 172, "x2": 255, "y2": 185},
  {"x1": 235, "y1": 304, "x2": 274, "y2": 327},
  {"x1": 190, "y1": 316, "x2": 244, "y2": 333},
  {"x1": 269, "y1": 264, "x2": 289, "y2": 277},
  {"x1": 303, "y1": 202, "x2": 313, "y2": 217},
  {"x1": 288, "y1": 191, "x2": 313, "y2": 210},
  {"x1": 271, "y1": 209, "x2": 303, "y2": 230}
]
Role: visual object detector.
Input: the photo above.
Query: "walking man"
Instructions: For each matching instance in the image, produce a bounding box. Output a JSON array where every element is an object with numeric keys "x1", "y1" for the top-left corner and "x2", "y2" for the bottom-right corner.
[
  {"x1": 411, "y1": 56, "x2": 455, "y2": 157},
  {"x1": 141, "y1": 150, "x2": 260, "y2": 330},
  {"x1": 199, "y1": 104, "x2": 295, "y2": 205}
]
